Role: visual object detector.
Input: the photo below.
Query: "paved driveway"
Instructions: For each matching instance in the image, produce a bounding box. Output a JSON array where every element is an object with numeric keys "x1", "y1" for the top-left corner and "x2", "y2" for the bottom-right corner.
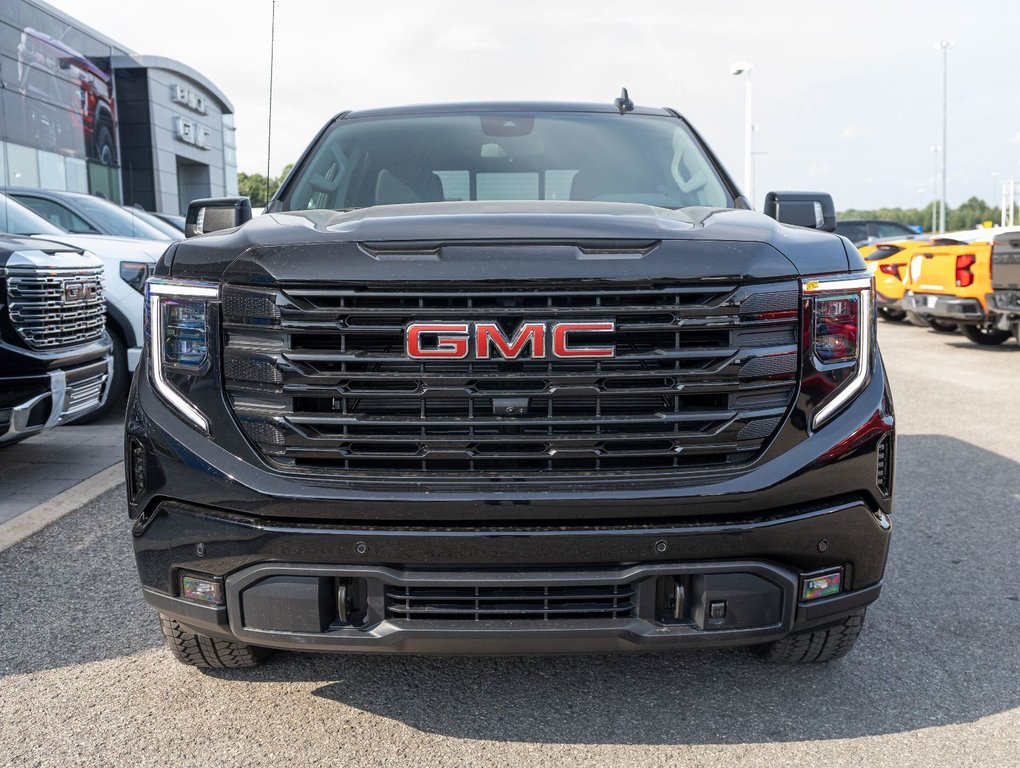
[{"x1": 0, "y1": 322, "x2": 1017, "y2": 767}]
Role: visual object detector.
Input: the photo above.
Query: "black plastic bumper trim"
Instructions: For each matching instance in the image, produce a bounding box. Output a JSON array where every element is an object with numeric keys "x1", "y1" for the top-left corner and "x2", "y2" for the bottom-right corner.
[{"x1": 794, "y1": 581, "x2": 883, "y2": 630}]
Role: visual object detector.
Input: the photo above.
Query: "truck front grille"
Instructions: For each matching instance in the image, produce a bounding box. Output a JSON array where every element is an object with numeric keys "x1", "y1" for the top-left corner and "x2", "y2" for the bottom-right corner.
[
  {"x1": 385, "y1": 584, "x2": 636, "y2": 621},
  {"x1": 6, "y1": 266, "x2": 105, "y2": 350},
  {"x1": 223, "y1": 281, "x2": 799, "y2": 481}
]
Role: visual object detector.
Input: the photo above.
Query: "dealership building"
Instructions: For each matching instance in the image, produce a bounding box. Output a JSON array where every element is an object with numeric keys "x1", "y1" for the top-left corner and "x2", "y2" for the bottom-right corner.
[{"x1": 0, "y1": 0, "x2": 237, "y2": 215}]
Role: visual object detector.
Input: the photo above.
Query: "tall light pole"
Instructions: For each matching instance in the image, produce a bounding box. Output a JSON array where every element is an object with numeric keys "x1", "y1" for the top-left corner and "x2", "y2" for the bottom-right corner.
[
  {"x1": 730, "y1": 61, "x2": 753, "y2": 208},
  {"x1": 930, "y1": 144, "x2": 941, "y2": 233},
  {"x1": 938, "y1": 40, "x2": 953, "y2": 233}
]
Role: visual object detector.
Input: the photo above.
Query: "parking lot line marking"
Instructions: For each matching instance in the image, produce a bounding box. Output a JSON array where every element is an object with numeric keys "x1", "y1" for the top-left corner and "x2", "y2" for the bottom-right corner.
[{"x1": 0, "y1": 462, "x2": 123, "y2": 554}]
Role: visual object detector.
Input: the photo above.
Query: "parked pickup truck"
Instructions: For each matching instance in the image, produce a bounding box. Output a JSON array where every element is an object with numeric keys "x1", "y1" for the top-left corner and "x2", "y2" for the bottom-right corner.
[
  {"x1": 986, "y1": 230, "x2": 1020, "y2": 344},
  {"x1": 901, "y1": 227, "x2": 1017, "y2": 345},
  {"x1": 127, "y1": 99, "x2": 894, "y2": 669},
  {"x1": 1, "y1": 235, "x2": 112, "y2": 445}
]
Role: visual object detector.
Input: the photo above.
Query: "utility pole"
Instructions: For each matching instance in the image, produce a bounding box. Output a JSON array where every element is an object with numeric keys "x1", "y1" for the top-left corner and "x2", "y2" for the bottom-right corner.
[
  {"x1": 938, "y1": 40, "x2": 952, "y2": 232},
  {"x1": 930, "y1": 144, "x2": 940, "y2": 233},
  {"x1": 730, "y1": 61, "x2": 754, "y2": 208}
]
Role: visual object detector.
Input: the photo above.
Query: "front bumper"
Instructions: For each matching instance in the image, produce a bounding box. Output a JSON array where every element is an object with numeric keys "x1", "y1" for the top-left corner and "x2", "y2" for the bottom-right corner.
[
  {"x1": 0, "y1": 355, "x2": 113, "y2": 444},
  {"x1": 139, "y1": 499, "x2": 887, "y2": 653},
  {"x1": 128, "y1": 347, "x2": 894, "y2": 654},
  {"x1": 902, "y1": 291, "x2": 984, "y2": 323}
]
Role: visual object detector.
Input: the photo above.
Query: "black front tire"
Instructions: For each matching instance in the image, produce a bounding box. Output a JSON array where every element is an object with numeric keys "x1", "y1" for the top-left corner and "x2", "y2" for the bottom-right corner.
[
  {"x1": 71, "y1": 329, "x2": 127, "y2": 424},
  {"x1": 755, "y1": 608, "x2": 866, "y2": 663},
  {"x1": 960, "y1": 323, "x2": 1012, "y2": 346},
  {"x1": 93, "y1": 122, "x2": 115, "y2": 166},
  {"x1": 925, "y1": 318, "x2": 958, "y2": 333},
  {"x1": 159, "y1": 614, "x2": 270, "y2": 668}
]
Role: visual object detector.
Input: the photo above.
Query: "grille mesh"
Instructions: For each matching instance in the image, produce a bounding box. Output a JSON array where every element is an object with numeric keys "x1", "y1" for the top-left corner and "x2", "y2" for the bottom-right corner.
[
  {"x1": 386, "y1": 584, "x2": 637, "y2": 621},
  {"x1": 223, "y1": 280, "x2": 799, "y2": 481}
]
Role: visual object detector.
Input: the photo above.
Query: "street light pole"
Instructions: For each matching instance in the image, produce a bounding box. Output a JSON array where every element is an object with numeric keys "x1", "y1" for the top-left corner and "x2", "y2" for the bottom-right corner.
[
  {"x1": 938, "y1": 40, "x2": 952, "y2": 233},
  {"x1": 930, "y1": 144, "x2": 940, "y2": 233},
  {"x1": 730, "y1": 61, "x2": 754, "y2": 208}
]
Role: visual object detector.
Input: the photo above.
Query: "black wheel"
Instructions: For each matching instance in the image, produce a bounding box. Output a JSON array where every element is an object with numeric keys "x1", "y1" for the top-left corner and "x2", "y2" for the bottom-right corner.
[
  {"x1": 755, "y1": 608, "x2": 866, "y2": 664},
  {"x1": 925, "y1": 318, "x2": 958, "y2": 333},
  {"x1": 70, "y1": 328, "x2": 127, "y2": 424},
  {"x1": 878, "y1": 307, "x2": 906, "y2": 322},
  {"x1": 93, "y1": 122, "x2": 115, "y2": 166},
  {"x1": 159, "y1": 614, "x2": 270, "y2": 668},
  {"x1": 960, "y1": 323, "x2": 1012, "y2": 346}
]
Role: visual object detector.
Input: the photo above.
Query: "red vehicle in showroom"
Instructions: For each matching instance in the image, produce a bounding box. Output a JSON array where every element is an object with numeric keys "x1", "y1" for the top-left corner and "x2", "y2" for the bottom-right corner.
[{"x1": 16, "y1": 27, "x2": 118, "y2": 165}]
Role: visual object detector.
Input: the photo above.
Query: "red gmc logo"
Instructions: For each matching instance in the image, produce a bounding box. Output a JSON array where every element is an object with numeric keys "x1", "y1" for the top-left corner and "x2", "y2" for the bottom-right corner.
[{"x1": 406, "y1": 321, "x2": 616, "y2": 359}]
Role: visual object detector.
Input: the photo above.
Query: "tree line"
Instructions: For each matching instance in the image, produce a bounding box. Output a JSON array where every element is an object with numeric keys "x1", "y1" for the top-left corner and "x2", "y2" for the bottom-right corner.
[
  {"x1": 237, "y1": 164, "x2": 294, "y2": 208},
  {"x1": 839, "y1": 197, "x2": 1005, "y2": 232}
]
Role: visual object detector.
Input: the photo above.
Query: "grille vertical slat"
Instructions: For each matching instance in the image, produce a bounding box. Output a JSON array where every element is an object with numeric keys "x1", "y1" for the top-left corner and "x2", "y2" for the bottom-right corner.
[{"x1": 223, "y1": 280, "x2": 799, "y2": 481}]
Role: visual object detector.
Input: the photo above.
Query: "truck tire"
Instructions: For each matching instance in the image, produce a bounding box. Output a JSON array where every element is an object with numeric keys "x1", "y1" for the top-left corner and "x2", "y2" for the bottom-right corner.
[
  {"x1": 755, "y1": 608, "x2": 866, "y2": 664},
  {"x1": 878, "y1": 307, "x2": 906, "y2": 322},
  {"x1": 159, "y1": 614, "x2": 270, "y2": 668},
  {"x1": 71, "y1": 329, "x2": 127, "y2": 423},
  {"x1": 960, "y1": 323, "x2": 1012, "y2": 346},
  {"x1": 924, "y1": 317, "x2": 957, "y2": 333}
]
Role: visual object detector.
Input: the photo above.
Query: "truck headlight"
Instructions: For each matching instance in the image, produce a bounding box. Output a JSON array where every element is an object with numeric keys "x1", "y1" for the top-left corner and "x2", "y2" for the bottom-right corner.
[
  {"x1": 802, "y1": 274, "x2": 874, "y2": 429},
  {"x1": 146, "y1": 278, "x2": 219, "y2": 433}
]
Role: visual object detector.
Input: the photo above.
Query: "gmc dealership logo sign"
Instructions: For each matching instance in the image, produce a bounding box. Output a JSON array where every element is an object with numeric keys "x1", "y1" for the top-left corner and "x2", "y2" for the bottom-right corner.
[{"x1": 406, "y1": 321, "x2": 616, "y2": 359}]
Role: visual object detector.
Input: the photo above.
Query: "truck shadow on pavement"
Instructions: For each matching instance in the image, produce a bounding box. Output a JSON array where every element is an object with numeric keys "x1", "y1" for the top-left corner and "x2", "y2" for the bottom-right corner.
[{"x1": 1, "y1": 435, "x2": 1017, "y2": 745}]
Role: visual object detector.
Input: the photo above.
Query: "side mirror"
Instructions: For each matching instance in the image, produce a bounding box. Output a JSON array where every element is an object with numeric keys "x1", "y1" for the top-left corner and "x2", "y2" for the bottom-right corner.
[
  {"x1": 185, "y1": 197, "x2": 252, "y2": 237},
  {"x1": 763, "y1": 191, "x2": 836, "y2": 232}
]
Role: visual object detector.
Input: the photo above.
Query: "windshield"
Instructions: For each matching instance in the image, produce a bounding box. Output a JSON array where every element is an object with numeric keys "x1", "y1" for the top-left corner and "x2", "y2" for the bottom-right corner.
[
  {"x1": 69, "y1": 195, "x2": 172, "y2": 240},
  {"x1": 281, "y1": 112, "x2": 732, "y2": 212},
  {"x1": 0, "y1": 194, "x2": 65, "y2": 236}
]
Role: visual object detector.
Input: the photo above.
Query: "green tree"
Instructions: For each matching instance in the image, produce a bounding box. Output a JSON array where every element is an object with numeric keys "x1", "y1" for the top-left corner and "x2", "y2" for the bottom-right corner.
[
  {"x1": 237, "y1": 163, "x2": 294, "y2": 208},
  {"x1": 839, "y1": 198, "x2": 1001, "y2": 233}
]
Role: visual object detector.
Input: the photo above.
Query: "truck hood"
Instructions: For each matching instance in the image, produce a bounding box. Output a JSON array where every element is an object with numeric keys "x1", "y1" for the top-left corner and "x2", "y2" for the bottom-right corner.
[
  {"x1": 165, "y1": 201, "x2": 856, "y2": 284},
  {"x1": 0, "y1": 235, "x2": 101, "y2": 269},
  {"x1": 31, "y1": 233, "x2": 169, "y2": 264}
]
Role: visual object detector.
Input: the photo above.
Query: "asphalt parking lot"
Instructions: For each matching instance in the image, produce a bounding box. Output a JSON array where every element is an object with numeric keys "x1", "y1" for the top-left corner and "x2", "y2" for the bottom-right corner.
[{"x1": 1, "y1": 321, "x2": 1018, "y2": 767}]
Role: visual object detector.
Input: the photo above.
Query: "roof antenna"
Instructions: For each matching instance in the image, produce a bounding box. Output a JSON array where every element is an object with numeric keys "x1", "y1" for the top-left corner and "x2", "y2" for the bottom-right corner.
[
  {"x1": 614, "y1": 87, "x2": 634, "y2": 114},
  {"x1": 265, "y1": 0, "x2": 276, "y2": 207}
]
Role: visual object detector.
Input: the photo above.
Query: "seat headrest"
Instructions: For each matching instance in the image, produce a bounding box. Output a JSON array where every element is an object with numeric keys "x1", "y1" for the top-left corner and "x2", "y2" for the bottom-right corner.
[{"x1": 375, "y1": 169, "x2": 445, "y2": 205}]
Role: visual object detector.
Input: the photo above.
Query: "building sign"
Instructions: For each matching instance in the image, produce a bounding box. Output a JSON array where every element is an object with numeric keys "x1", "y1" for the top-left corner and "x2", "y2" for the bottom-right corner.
[
  {"x1": 174, "y1": 116, "x2": 211, "y2": 149},
  {"x1": 171, "y1": 83, "x2": 208, "y2": 114}
]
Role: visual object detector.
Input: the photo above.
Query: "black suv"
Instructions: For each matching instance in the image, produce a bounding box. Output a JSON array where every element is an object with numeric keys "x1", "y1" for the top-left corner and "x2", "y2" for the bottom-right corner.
[
  {"x1": 127, "y1": 101, "x2": 894, "y2": 668},
  {"x1": 1, "y1": 236, "x2": 112, "y2": 445}
]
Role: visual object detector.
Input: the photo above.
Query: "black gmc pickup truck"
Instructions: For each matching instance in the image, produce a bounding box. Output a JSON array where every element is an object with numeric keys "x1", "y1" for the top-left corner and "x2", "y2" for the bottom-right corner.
[
  {"x1": 1, "y1": 235, "x2": 112, "y2": 445},
  {"x1": 127, "y1": 100, "x2": 894, "y2": 668}
]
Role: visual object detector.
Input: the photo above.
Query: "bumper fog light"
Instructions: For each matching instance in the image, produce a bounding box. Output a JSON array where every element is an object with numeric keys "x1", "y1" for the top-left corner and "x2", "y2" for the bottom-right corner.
[
  {"x1": 801, "y1": 571, "x2": 842, "y2": 601},
  {"x1": 181, "y1": 575, "x2": 223, "y2": 605}
]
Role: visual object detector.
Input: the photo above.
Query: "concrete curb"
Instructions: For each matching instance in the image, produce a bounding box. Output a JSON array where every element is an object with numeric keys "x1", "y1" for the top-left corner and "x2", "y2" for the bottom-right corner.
[{"x1": 0, "y1": 462, "x2": 124, "y2": 553}]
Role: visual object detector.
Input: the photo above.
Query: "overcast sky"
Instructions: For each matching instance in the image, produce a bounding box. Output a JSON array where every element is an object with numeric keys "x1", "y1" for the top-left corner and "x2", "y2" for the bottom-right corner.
[{"x1": 54, "y1": 0, "x2": 1020, "y2": 210}]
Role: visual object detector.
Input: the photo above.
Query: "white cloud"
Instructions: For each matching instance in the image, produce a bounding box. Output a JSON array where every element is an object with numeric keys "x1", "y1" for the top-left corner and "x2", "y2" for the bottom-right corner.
[
  {"x1": 840, "y1": 125, "x2": 876, "y2": 141},
  {"x1": 434, "y1": 26, "x2": 505, "y2": 53}
]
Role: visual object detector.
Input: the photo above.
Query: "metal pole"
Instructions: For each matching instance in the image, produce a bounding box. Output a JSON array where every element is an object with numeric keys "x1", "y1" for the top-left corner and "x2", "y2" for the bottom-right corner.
[
  {"x1": 939, "y1": 40, "x2": 951, "y2": 233},
  {"x1": 744, "y1": 72, "x2": 753, "y2": 209},
  {"x1": 930, "y1": 145, "x2": 939, "y2": 233}
]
